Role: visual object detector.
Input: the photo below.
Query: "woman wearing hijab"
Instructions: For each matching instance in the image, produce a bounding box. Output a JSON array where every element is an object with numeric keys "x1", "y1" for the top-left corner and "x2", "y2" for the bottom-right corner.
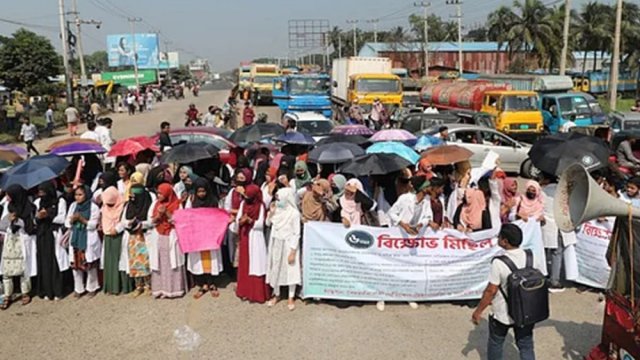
[
  {"x1": 416, "y1": 158, "x2": 436, "y2": 180},
  {"x1": 292, "y1": 160, "x2": 312, "y2": 191},
  {"x1": 266, "y1": 187, "x2": 301, "y2": 310},
  {"x1": 453, "y1": 188, "x2": 487, "y2": 232},
  {"x1": 0, "y1": 185, "x2": 38, "y2": 309},
  {"x1": 233, "y1": 184, "x2": 270, "y2": 303},
  {"x1": 512, "y1": 180, "x2": 545, "y2": 222},
  {"x1": 173, "y1": 165, "x2": 194, "y2": 199},
  {"x1": 100, "y1": 186, "x2": 132, "y2": 295},
  {"x1": 500, "y1": 177, "x2": 519, "y2": 223},
  {"x1": 223, "y1": 168, "x2": 253, "y2": 268},
  {"x1": 301, "y1": 179, "x2": 336, "y2": 223},
  {"x1": 65, "y1": 185, "x2": 101, "y2": 298},
  {"x1": 188, "y1": 178, "x2": 223, "y2": 299},
  {"x1": 93, "y1": 170, "x2": 118, "y2": 205},
  {"x1": 34, "y1": 181, "x2": 69, "y2": 301},
  {"x1": 149, "y1": 183, "x2": 186, "y2": 299},
  {"x1": 122, "y1": 172, "x2": 155, "y2": 297},
  {"x1": 339, "y1": 179, "x2": 374, "y2": 227}
]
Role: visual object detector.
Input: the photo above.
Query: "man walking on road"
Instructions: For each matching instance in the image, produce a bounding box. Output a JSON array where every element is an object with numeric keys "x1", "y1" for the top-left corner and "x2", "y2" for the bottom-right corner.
[
  {"x1": 64, "y1": 104, "x2": 80, "y2": 136},
  {"x1": 45, "y1": 104, "x2": 55, "y2": 137},
  {"x1": 19, "y1": 116, "x2": 40, "y2": 157},
  {"x1": 95, "y1": 118, "x2": 114, "y2": 151},
  {"x1": 159, "y1": 121, "x2": 172, "y2": 153}
]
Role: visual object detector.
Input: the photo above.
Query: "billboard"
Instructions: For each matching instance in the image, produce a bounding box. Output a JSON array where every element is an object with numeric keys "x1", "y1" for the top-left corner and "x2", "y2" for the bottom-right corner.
[
  {"x1": 107, "y1": 33, "x2": 160, "y2": 69},
  {"x1": 159, "y1": 51, "x2": 179, "y2": 69},
  {"x1": 101, "y1": 69, "x2": 157, "y2": 87}
]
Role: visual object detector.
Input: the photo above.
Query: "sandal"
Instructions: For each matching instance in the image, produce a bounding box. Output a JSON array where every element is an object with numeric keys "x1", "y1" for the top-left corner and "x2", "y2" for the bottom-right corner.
[
  {"x1": 0, "y1": 299, "x2": 10, "y2": 310},
  {"x1": 210, "y1": 287, "x2": 220, "y2": 298},
  {"x1": 21, "y1": 295, "x2": 31, "y2": 305},
  {"x1": 193, "y1": 288, "x2": 207, "y2": 300}
]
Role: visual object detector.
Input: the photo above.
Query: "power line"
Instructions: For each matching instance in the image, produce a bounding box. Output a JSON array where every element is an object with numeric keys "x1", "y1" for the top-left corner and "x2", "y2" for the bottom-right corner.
[{"x1": 0, "y1": 17, "x2": 58, "y2": 31}]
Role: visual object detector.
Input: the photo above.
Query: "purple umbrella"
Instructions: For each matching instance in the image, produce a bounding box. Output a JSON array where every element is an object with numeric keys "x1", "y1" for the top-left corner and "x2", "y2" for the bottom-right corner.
[
  {"x1": 331, "y1": 125, "x2": 375, "y2": 136},
  {"x1": 0, "y1": 144, "x2": 28, "y2": 158},
  {"x1": 370, "y1": 129, "x2": 417, "y2": 143},
  {"x1": 49, "y1": 142, "x2": 106, "y2": 156}
]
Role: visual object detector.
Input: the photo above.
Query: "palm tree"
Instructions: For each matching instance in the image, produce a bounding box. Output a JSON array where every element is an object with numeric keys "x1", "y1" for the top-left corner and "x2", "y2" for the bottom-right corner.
[
  {"x1": 577, "y1": 2, "x2": 612, "y2": 74},
  {"x1": 507, "y1": 0, "x2": 556, "y2": 68},
  {"x1": 487, "y1": 6, "x2": 517, "y2": 72}
]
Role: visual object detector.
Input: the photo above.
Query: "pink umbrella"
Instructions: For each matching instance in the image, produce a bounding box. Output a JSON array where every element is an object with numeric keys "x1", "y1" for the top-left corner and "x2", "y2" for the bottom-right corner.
[
  {"x1": 370, "y1": 129, "x2": 417, "y2": 143},
  {"x1": 331, "y1": 125, "x2": 375, "y2": 136}
]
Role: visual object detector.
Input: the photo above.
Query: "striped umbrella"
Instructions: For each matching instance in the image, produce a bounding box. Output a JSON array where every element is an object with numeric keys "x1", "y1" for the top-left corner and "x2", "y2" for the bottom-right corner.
[{"x1": 331, "y1": 125, "x2": 375, "y2": 136}]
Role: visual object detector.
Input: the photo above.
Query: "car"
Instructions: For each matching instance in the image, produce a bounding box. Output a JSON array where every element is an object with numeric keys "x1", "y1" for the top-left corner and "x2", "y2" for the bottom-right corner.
[
  {"x1": 397, "y1": 110, "x2": 494, "y2": 134},
  {"x1": 578, "y1": 92, "x2": 607, "y2": 124},
  {"x1": 609, "y1": 111, "x2": 640, "y2": 133},
  {"x1": 422, "y1": 124, "x2": 534, "y2": 177},
  {"x1": 284, "y1": 111, "x2": 335, "y2": 141}
]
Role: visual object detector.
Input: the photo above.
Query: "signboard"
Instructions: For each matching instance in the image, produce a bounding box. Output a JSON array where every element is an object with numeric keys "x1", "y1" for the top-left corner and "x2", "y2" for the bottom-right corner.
[
  {"x1": 107, "y1": 33, "x2": 159, "y2": 69},
  {"x1": 100, "y1": 69, "x2": 157, "y2": 87},
  {"x1": 159, "y1": 51, "x2": 179, "y2": 69},
  {"x1": 301, "y1": 220, "x2": 545, "y2": 301}
]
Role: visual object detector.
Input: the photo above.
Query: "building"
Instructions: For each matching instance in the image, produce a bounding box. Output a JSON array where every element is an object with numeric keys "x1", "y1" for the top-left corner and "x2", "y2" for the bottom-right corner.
[
  {"x1": 358, "y1": 42, "x2": 514, "y2": 75},
  {"x1": 189, "y1": 58, "x2": 210, "y2": 82}
]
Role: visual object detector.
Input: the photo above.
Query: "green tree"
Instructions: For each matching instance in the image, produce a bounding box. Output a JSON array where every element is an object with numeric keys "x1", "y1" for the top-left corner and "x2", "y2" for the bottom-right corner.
[
  {"x1": 487, "y1": 6, "x2": 517, "y2": 72},
  {"x1": 0, "y1": 28, "x2": 61, "y2": 94},
  {"x1": 506, "y1": 0, "x2": 556, "y2": 68},
  {"x1": 465, "y1": 27, "x2": 488, "y2": 42},
  {"x1": 576, "y1": 2, "x2": 613, "y2": 73}
]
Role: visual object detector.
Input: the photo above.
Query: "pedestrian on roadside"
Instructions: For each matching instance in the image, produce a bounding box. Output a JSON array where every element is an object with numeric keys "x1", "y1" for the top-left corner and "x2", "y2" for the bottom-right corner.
[
  {"x1": 202, "y1": 106, "x2": 217, "y2": 127},
  {"x1": 5, "y1": 100, "x2": 17, "y2": 132},
  {"x1": 127, "y1": 93, "x2": 136, "y2": 115},
  {"x1": 95, "y1": 118, "x2": 114, "y2": 152},
  {"x1": 243, "y1": 101, "x2": 255, "y2": 127},
  {"x1": 138, "y1": 92, "x2": 145, "y2": 113},
  {"x1": 158, "y1": 121, "x2": 172, "y2": 153},
  {"x1": 471, "y1": 224, "x2": 536, "y2": 360},
  {"x1": 80, "y1": 121, "x2": 100, "y2": 142},
  {"x1": 65, "y1": 104, "x2": 80, "y2": 136},
  {"x1": 19, "y1": 116, "x2": 40, "y2": 156},
  {"x1": 146, "y1": 91, "x2": 154, "y2": 111},
  {"x1": 90, "y1": 101, "x2": 101, "y2": 120},
  {"x1": 45, "y1": 104, "x2": 55, "y2": 137}
]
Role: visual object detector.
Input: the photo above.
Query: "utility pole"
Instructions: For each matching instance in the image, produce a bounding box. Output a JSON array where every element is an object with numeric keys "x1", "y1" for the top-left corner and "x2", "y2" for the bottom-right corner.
[
  {"x1": 415, "y1": 2, "x2": 431, "y2": 77},
  {"x1": 347, "y1": 20, "x2": 359, "y2": 57},
  {"x1": 163, "y1": 40, "x2": 171, "y2": 83},
  {"x1": 127, "y1": 17, "x2": 143, "y2": 89},
  {"x1": 71, "y1": 0, "x2": 101, "y2": 87},
  {"x1": 58, "y1": 0, "x2": 74, "y2": 105},
  {"x1": 610, "y1": 0, "x2": 623, "y2": 110},
  {"x1": 559, "y1": 0, "x2": 571, "y2": 75},
  {"x1": 338, "y1": 34, "x2": 342, "y2": 58},
  {"x1": 447, "y1": 0, "x2": 464, "y2": 75},
  {"x1": 151, "y1": 30, "x2": 161, "y2": 85},
  {"x1": 366, "y1": 19, "x2": 379, "y2": 43}
]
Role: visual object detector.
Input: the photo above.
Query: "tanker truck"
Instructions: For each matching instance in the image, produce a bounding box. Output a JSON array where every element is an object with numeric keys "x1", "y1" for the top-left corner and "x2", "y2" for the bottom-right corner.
[{"x1": 420, "y1": 80, "x2": 543, "y2": 139}]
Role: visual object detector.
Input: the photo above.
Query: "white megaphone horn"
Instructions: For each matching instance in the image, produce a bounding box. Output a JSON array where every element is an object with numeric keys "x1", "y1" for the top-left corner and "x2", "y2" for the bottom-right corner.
[{"x1": 554, "y1": 163, "x2": 640, "y2": 231}]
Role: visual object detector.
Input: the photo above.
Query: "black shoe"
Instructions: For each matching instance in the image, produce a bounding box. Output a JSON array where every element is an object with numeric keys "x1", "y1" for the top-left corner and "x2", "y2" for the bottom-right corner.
[{"x1": 548, "y1": 281, "x2": 565, "y2": 293}]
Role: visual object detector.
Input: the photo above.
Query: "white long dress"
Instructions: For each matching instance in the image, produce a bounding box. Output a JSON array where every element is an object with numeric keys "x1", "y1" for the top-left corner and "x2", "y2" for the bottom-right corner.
[
  {"x1": 231, "y1": 203, "x2": 267, "y2": 276},
  {"x1": 266, "y1": 189, "x2": 301, "y2": 287}
]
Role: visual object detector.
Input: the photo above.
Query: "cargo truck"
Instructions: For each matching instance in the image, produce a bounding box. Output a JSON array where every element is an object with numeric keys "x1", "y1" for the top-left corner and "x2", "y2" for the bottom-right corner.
[
  {"x1": 331, "y1": 57, "x2": 402, "y2": 119},
  {"x1": 420, "y1": 81, "x2": 543, "y2": 139},
  {"x1": 273, "y1": 74, "x2": 332, "y2": 118},
  {"x1": 249, "y1": 64, "x2": 280, "y2": 105}
]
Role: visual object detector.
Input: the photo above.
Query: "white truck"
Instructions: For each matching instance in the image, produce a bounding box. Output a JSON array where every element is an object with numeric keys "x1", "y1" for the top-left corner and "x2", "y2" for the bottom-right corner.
[{"x1": 330, "y1": 57, "x2": 402, "y2": 117}]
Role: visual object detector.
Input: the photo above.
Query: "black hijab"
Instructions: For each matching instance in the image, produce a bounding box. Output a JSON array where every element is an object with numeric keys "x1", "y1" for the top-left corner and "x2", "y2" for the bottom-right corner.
[
  {"x1": 100, "y1": 171, "x2": 118, "y2": 190},
  {"x1": 192, "y1": 177, "x2": 218, "y2": 208},
  {"x1": 38, "y1": 181, "x2": 59, "y2": 210},
  {"x1": 6, "y1": 184, "x2": 36, "y2": 235},
  {"x1": 125, "y1": 184, "x2": 153, "y2": 221}
]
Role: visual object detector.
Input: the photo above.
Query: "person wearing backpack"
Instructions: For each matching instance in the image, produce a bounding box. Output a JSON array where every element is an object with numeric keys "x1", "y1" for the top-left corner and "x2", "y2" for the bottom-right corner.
[{"x1": 472, "y1": 223, "x2": 549, "y2": 360}]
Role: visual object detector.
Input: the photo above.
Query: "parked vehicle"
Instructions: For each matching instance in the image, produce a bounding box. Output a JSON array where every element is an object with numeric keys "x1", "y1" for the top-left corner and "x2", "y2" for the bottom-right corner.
[
  {"x1": 250, "y1": 63, "x2": 280, "y2": 105},
  {"x1": 610, "y1": 112, "x2": 640, "y2": 133},
  {"x1": 331, "y1": 57, "x2": 402, "y2": 117},
  {"x1": 422, "y1": 123, "x2": 534, "y2": 177},
  {"x1": 273, "y1": 74, "x2": 332, "y2": 118},
  {"x1": 238, "y1": 63, "x2": 252, "y2": 90},
  {"x1": 284, "y1": 112, "x2": 334, "y2": 142},
  {"x1": 397, "y1": 110, "x2": 493, "y2": 134}
]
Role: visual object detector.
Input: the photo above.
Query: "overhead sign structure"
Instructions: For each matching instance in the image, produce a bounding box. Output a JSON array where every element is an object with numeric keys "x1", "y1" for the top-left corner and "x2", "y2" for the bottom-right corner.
[
  {"x1": 107, "y1": 33, "x2": 160, "y2": 69},
  {"x1": 159, "y1": 51, "x2": 179, "y2": 69},
  {"x1": 101, "y1": 69, "x2": 157, "y2": 87},
  {"x1": 288, "y1": 19, "x2": 330, "y2": 49}
]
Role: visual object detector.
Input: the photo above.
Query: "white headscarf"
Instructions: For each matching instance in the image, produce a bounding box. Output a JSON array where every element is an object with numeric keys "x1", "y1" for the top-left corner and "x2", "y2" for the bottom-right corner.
[{"x1": 271, "y1": 187, "x2": 300, "y2": 239}]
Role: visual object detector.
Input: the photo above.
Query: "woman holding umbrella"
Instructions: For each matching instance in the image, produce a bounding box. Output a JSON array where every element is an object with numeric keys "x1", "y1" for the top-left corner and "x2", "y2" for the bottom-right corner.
[
  {"x1": 1, "y1": 185, "x2": 38, "y2": 309},
  {"x1": 65, "y1": 185, "x2": 101, "y2": 298}
]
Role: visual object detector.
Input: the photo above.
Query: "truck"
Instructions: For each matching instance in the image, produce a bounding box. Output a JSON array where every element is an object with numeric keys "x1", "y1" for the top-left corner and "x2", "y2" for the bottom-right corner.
[
  {"x1": 331, "y1": 57, "x2": 403, "y2": 119},
  {"x1": 249, "y1": 63, "x2": 280, "y2": 105},
  {"x1": 475, "y1": 74, "x2": 602, "y2": 133},
  {"x1": 420, "y1": 81, "x2": 544, "y2": 139},
  {"x1": 272, "y1": 74, "x2": 332, "y2": 118},
  {"x1": 238, "y1": 64, "x2": 251, "y2": 90}
]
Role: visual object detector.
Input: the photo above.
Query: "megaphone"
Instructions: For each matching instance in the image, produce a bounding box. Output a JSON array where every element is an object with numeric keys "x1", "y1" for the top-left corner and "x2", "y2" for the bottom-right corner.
[{"x1": 554, "y1": 163, "x2": 640, "y2": 231}]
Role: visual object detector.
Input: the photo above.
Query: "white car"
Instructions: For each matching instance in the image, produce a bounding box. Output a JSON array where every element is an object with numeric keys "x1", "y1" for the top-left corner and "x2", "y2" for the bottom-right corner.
[
  {"x1": 283, "y1": 112, "x2": 335, "y2": 142},
  {"x1": 423, "y1": 124, "x2": 535, "y2": 177}
]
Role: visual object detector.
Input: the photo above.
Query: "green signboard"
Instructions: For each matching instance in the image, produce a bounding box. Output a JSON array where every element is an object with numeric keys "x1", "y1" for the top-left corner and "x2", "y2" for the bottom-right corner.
[{"x1": 101, "y1": 69, "x2": 157, "y2": 87}]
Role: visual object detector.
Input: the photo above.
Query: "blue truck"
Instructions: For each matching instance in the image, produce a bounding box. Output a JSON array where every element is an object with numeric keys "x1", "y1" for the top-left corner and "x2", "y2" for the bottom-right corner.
[{"x1": 272, "y1": 74, "x2": 332, "y2": 118}]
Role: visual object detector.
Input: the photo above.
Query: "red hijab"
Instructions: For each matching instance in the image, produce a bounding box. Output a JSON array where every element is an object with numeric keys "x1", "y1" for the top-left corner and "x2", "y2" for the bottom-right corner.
[
  {"x1": 231, "y1": 168, "x2": 253, "y2": 210},
  {"x1": 153, "y1": 183, "x2": 181, "y2": 235},
  {"x1": 242, "y1": 184, "x2": 263, "y2": 220}
]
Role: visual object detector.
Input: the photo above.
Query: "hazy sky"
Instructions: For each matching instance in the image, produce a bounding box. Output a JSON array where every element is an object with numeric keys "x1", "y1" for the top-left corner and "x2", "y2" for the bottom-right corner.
[{"x1": 0, "y1": 0, "x2": 610, "y2": 71}]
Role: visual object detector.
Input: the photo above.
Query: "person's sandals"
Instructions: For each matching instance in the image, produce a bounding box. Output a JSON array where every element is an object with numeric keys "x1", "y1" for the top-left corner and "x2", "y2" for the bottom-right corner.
[
  {"x1": 131, "y1": 288, "x2": 143, "y2": 298},
  {"x1": 0, "y1": 299, "x2": 10, "y2": 310},
  {"x1": 288, "y1": 299, "x2": 295, "y2": 311},
  {"x1": 267, "y1": 297, "x2": 278, "y2": 307},
  {"x1": 193, "y1": 287, "x2": 207, "y2": 300},
  {"x1": 210, "y1": 287, "x2": 220, "y2": 298},
  {"x1": 21, "y1": 295, "x2": 31, "y2": 305},
  {"x1": 86, "y1": 292, "x2": 97, "y2": 299}
]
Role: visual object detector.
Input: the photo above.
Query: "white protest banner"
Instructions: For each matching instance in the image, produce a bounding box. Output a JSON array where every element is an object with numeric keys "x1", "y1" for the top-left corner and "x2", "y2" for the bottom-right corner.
[
  {"x1": 302, "y1": 220, "x2": 543, "y2": 301},
  {"x1": 575, "y1": 220, "x2": 612, "y2": 289}
]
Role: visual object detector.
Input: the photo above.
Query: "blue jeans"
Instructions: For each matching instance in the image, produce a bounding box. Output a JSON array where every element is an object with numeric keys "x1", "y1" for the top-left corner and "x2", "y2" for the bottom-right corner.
[{"x1": 487, "y1": 316, "x2": 535, "y2": 360}]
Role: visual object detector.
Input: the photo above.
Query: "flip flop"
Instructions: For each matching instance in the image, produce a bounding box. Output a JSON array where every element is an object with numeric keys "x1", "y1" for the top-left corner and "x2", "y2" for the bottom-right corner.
[
  {"x1": 21, "y1": 296, "x2": 31, "y2": 306},
  {"x1": 193, "y1": 288, "x2": 207, "y2": 300},
  {"x1": 210, "y1": 288, "x2": 220, "y2": 298}
]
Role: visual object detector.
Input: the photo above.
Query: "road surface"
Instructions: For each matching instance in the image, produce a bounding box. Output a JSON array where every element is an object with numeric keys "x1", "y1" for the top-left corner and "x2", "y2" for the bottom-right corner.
[{"x1": 8, "y1": 89, "x2": 605, "y2": 359}]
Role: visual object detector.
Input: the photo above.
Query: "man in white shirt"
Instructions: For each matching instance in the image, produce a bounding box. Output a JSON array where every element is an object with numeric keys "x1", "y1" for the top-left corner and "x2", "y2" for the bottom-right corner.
[
  {"x1": 80, "y1": 121, "x2": 100, "y2": 142},
  {"x1": 95, "y1": 118, "x2": 114, "y2": 151},
  {"x1": 20, "y1": 116, "x2": 40, "y2": 156},
  {"x1": 472, "y1": 224, "x2": 536, "y2": 360},
  {"x1": 44, "y1": 104, "x2": 54, "y2": 137},
  {"x1": 423, "y1": 102, "x2": 439, "y2": 114},
  {"x1": 202, "y1": 106, "x2": 216, "y2": 127},
  {"x1": 64, "y1": 105, "x2": 79, "y2": 136},
  {"x1": 387, "y1": 176, "x2": 434, "y2": 234}
]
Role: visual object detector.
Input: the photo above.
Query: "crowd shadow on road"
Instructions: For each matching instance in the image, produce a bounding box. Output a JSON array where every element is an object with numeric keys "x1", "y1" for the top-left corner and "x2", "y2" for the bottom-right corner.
[{"x1": 461, "y1": 318, "x2": 601, "y2": 359}]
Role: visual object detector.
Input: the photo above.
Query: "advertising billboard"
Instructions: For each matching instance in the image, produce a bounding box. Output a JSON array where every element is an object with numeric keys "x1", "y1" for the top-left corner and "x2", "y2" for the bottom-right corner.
[
  {"x1": 159, "y1": 51, "x2": 179, "y2": 69},
  {"x1": 107, "y1": 33, "x2": 160, "y2": 69},
  {"x1": 101, "y1": 69, "x2": 157, "y2": 87}
]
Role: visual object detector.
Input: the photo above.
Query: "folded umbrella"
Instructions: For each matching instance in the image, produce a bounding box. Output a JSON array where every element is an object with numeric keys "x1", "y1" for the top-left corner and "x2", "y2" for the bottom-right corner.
[
  {"x1": 528, "y1": 132, "x2": 610, "y2": 175},
  {"x1": 367, "y1": 141, "x2": 419, "y2": 164},
  {"x1": 331, "y1": 125, "x2": 375, "y2": 136},
  {"x1": 414, "y1": 135, "x2": 444, "y2": 152},
  {"x1": 229, "y1": 123, "x2": 285, "y2": 144},
  {"x1": 0, "y1": 154, "x2": 69, "y2": 189},
  {"x1": 273, "y1": 131, "x2": 316, "y2": 146},
  {"x1": 161, "y1": 142, "x2": 220, "y2": 164},
  {"x1": 316, "y1": 133, "x2": 369, "y2": 146},
  {"x1": 109, "y1": 137, "x2": 159, "y2": 157},
  {"x1": 308, "y1": 142, "x2": 365, "y2": 164},
  {"x1": 421, "y1": 145, "x2": 474, "y2": 165},
  {"x1": 338, "y1": 153, "x2": 412, "y2": 176},
  {"x1": 370, "y1": 129, "x2": 417, "y2": 143}
]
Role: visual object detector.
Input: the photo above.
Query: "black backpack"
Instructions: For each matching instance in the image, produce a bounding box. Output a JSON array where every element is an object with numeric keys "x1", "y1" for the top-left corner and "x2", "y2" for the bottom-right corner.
[{"x1": 494, "y1": 249, "x2": 549, "y2": 327}]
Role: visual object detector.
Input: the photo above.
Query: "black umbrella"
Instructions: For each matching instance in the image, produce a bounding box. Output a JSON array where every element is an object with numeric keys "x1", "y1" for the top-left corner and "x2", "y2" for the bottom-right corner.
[
  {"x1": 161, "y1": 142, "x2": 220, "y2": 164},
  {"x1": 316, "y1": 133, "x2": 369, "y2": 146},
  {"x1": 308, "y1": 142, "x2": 365, "y2": 164},
  {"x1": 229, "y1": 123, "x2": 285, "y2": 144},
  {"x1": 0, "y1": 154, "x2": 69, "y2": 189},
  {"x1": 338, "y1": 153, "x2": 412, "y2": 176},
  {"x1": 528, "y1": 132, "x2": 610, "y2": 175}
]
